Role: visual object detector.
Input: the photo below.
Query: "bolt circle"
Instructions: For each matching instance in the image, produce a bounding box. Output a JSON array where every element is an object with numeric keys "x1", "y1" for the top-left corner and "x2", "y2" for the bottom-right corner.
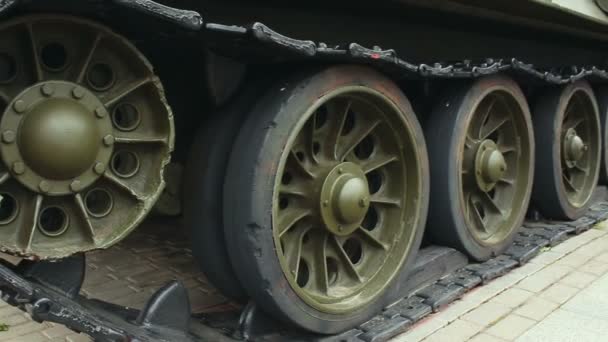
[
  {"x1": 95, "y1": 107, "x2": 106, "y2": 118},
  {"x1": 2, "y1": 130, "x2": 15, "y2": 144},
  {"x1": 13, "y1": 100, "x2": 26, "y2": 113},
  {"x1": 40, "y1": 84, "x2": 54, "y2": 97},
  {"x1": 93, "y1": 162, "x2": 105, "y2": 175},
  {"x1": 103, "y1": 135, "x2": 114, "y2": 147},
  {"x1": 39, "y1": 181, "x2": 50, "y2": 193},
  {"x1": 70, "y1": 180, "x2": 81, "y2": 192},
  {"x1": 12, "y1": 162, "x2": 24, "y2": 175},
  {"x1": 72, "y1": 87, "x2": 85, "y2": 99}
]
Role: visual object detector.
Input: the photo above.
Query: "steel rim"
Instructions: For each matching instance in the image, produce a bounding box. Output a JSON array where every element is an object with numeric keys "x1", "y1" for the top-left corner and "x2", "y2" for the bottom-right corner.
[
  {"x1": 460, "y1": 90, "x2": 532, "y2": 245},
  {"x1": 273, "y1": 86, "x2": 423, "y2": 314},
  {"x1": 0, "y1": 16, "x2": 173, "y2": 258},
  {"x1": 560, "y1": 90, "x2": 600, "y2": 207}
]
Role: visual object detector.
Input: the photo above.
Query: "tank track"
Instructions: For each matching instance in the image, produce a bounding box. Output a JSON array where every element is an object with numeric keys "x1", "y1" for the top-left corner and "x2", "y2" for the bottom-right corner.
[{"x1": 204, "y1": 22, "x2": 608, "y2": 86}]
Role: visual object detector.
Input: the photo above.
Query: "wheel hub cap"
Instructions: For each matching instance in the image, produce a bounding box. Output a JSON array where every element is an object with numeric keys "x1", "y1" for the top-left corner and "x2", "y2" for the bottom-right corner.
[
  {"x1": 564, "y1": 128, "x2": 587, "y2": 163},
  {"x1": 475, "y1": 140, "x2": 507, "y2": 191},
  {"x1": 320, "y1": 162, "x2": 370, "y2": 236},
  {"x1": 0, "y1": 81, "x2": 114, "y2": 195}
]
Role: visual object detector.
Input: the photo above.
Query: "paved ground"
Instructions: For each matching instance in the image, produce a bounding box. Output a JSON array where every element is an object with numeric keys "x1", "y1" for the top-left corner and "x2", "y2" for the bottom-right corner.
[
  {"x1": 0, "y1": 218, "x2": 607, "y2": 341},
  {"x1": 396, "y1": 220, "x2": 608, "y2": 342}
]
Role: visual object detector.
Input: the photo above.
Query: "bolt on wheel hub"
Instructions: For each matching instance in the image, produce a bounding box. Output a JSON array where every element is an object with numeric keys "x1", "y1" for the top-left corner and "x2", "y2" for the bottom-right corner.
[
  {"x1": 475, "y1": 140, "x2": 507, "y2": 192},
  {"x1": 320, "y1": 162, "x2": 370, "y2": 236},
  {"x1": 1, "y1": 81, "x2": 113, "y2": 194}
]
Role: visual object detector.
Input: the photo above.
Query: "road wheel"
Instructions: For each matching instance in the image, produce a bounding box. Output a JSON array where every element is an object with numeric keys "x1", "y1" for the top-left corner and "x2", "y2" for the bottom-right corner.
[
  {"x1": 183, "y1": 81, "x2": 271, "y2": 301},
  {"x1": 532, "y1": 81, "x2": 601, "y2": 220},
  {"x1": 426, "y1": 75, "x2": 534, "y2": 261},
  {"x1": 223, "y1": 65, "x2": 429, "y2": 333}
]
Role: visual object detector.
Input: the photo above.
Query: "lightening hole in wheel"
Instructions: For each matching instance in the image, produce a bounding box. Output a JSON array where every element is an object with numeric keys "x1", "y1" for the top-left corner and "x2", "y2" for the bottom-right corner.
[
  {"x1": 87, "y1": 63, "x2": 115, "y2": 91},
  {"x1": 0, "y1": 53, "x2": 17, "y2": 84},
  {"x1": 361, "y1": 206, "x2": 379, "y2": 231},
  {"x1": 302, "y1": 231, "x2": 310, "y2": 244},
  {"x1": 297, "y1": 259, "x2": 309, "y2": 287},
  {"x1": 85, "y1": 188, "x2": 113, "y2": 218},
  {"x1": 112, "y1": 103, "x2": 141, "y2": 131},
  {"x1": 296, "y1": 151, "x2": 305, "y2": 162},
  {"x1": 279, "y1": 196, "x2": 289, "y2": 210},
  {"x1": 111, "y1": 151, "x2": 140, "y2": 178},
  {"x1": 341, "y1": 110, "x2": 356, "y2": 136},
  {"x1": 313, "y1": 141, "x2": 321, "y2": 156},
  {"x1": 327, "y1": 257, "x2": 339, "y2": 285},
  {"x1": 40, "y1": 43, "x2": 68, "y2": 71},
  {"x1": 343, "y1": 238, "x2": 363, "y2": 264},
  {"x1": 282, "y1": 172, "x2": 292, "y2": 185},
  {"x1": 315, "y1": 106, "x2": 328, "y2": 129},
  {"x1": 367, "y1": 170, "x2": 383, "y2": 194},
  {"x1": 354, "y1": 135, "x2": 375, "y2": 160},
  {"x1": 0, "y1": 193, "x2": 17, "y2": 224},
  {"x1": 38, "y1": 207, "x2": 69, "y2": 237}
]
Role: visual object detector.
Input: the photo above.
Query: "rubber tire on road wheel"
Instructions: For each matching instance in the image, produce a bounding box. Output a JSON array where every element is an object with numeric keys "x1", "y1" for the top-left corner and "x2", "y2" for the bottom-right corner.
[
  {"x1": 223, "y1": 65, "x2": 429, "y2": 334},
  {"x1": 425, "y1": 76, "x2": 535, "y2": 261},
  {"x1": 531, "y1": 81, "x2": 601, "y2": 220},
  {"x1": 183, "y1": 81, "x2": 269, "y2": 302},
  {"x1": 595, "y1": 86, "x2": 608, "y2": 184}
]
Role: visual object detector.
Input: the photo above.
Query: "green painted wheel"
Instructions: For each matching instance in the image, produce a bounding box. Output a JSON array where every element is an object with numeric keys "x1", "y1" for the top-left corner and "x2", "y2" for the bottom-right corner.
[
  {"x1": 223, "y1": 66, "x2": 428, "y2": 333},
  {"x1": 532, "y1": 81, "x2": 601, "y2": 220},
  {"x1": 595, "y1": 86, "x2": 608, "y2": 185},
  {"x1": 426, "y1": 76, "x2": 534, "y2": 261},
  {"x1": 0, "y1": 15, "x2": 173, "y2": 258}
]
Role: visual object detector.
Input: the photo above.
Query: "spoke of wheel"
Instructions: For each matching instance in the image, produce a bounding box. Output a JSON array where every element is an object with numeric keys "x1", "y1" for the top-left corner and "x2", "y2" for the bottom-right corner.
[
  {"x1": 498, "y1": 177, "x2": 515, "y2": 186},
  {"x1": 332, "y1": 236, "x2": 363, "y2": 282},
  {"x1": 0, "y1": 90, "x2": 9, "y2": 104},
  {"x1": 563, "y1": 116, "x2": 584, "y2": 132},
  {"x1": 338, "y1": 119, "x2": 381, "y2": 161},
  {"x1": 311, "y1": 232, "x2": 329, "y2": 294},
  {"x1": 21, "y1": 194, "x2": 42, "y2": 251},
  {"x1": 279, "y1": 184, "x2": 308, "y2": 198},
  {"x1": 283, "y1": 226, "x2": 309, "y2": 278},
  {"x1": 362, "y1": 154, "x2": 398, "y2": 174},
  {"x1": 370, "y1": 195, "x2": 401, "y2": 208},
  {"x1": 324, "y1": 98, "x2": 351, "y2": 160},
  {"x1": 288, "y1": 151, "x2": 315, "y2": 179},
  {"x1": 306, "y1": 119, "x2": 320, "y2": 165},
  {"x1": 76, "y1": 32, "x2": 102, "y2": 83},
  {"x1": 498, "y1": 145, "x2": 517, "y2": 154},
  {"x1": 480, "y1": 114, "x2": 508, "y2": 140},
  {"x1": 104, "y1": 77, "x2": 152, "y2": 107},
  {"x1": 25, "y1": 23, "x2": 42, "y2": 82},
  {"x1": 356, "y1": 227, "x2": 388, "y2": 250},
  {"x1": 278, "y1": 208, "x2": 312, "y2": 238},
  {"x1": 572, "y1": 163, "x2": 589, "y2": 174},
  {"x1": 465, "y1": 135, "x2": 478, "y2": 150},
  {"x1": 469, "y1": 196, "x2": 488, "y2": 234},
  {"x1": 103, "y1": 172, "x2": 145, "y2": 202},
  {"x1": 114, "y1": 136, "x2": 168, "y2": 145},
  {"x1": 74, "y1": 193, "x2": 97, "y2": 243},
  {"x1": 0, "y1": 173, "x2": 10, "y2": 186},
  {"x1": 562, "y1": 173, "x2": 578, "y2": 193},
  {"x1": 480, "y1": 191, "x2": 503, "y2": 216}
]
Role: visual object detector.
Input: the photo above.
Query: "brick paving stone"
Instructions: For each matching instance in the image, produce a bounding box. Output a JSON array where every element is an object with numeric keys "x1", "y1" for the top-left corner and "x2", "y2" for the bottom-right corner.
[
  {"x1": 594, "y1": 251, "x2": 608, "y2": 262},
  {"x1": 538, "y1": 283, "x2": 579, "y2": 304},
  {"x1": 461, "y1": 302, "x2": 511, "y2": 326},
  {"x1": 527, "y1": 250, "x2": 563, "y2": 266},
  {"x1": 0, "y1": 321, "x2": 47, "y2": 340},
  {"x1": 484, "y1": 314, "x2": 537, "y2": 340},
  {"x1": 558, "y1": 271, "x2": 598, "y2": 289},
  {"x1": 489, "y1": 288, "x2": 534, "y2": 308},
  {"x1": 392, "y1": 315, "x2": 448, "y2": 342},
  {"x1": 422, "y1": 319, "x2": 482, "y2": 342},
  {"x1": 578, "y1": 260, "x2": 608, "y2": 276},
  {"x1": 65, "y1": 333, "x2": 93, "y2": 342},
  {"x1": 514, "y1": 297, "x2": 559, "y2": 321},
  {"x1": 553, "y1": 249, "x2": 594, "y2": 268},
  {"x1": 9, "y1": 332, "x2": 48, "y2": 342},
  {"x1": 41, "y1": 324, "x2": 75, "y2": 339},
  {"x1": 468, "y1": 333, "x2": 507, "y2": 342},
  {"x1": 514, "y1": 264, "x2": 572, "y2": 293}
]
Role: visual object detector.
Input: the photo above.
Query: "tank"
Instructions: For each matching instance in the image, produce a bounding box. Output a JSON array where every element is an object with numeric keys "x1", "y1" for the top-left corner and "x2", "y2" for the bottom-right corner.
[{"x1": 0, "y1": 0, "x2": 607, "y2": 337}]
